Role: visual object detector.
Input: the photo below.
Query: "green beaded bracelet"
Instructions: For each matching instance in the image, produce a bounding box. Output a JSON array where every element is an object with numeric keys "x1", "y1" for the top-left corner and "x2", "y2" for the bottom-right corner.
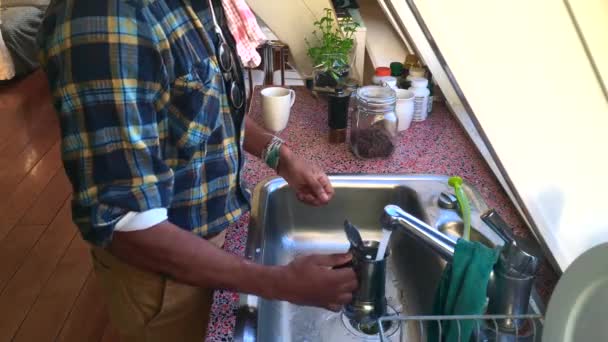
[{"x1": 263, "y1": 136, "x2": 284, "y2": 171}]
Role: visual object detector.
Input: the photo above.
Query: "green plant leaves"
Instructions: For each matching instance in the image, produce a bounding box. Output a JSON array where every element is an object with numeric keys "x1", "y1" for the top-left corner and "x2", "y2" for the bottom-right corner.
[{"x1": 306, "y1": 8, "x2": 360, "y2": 78}]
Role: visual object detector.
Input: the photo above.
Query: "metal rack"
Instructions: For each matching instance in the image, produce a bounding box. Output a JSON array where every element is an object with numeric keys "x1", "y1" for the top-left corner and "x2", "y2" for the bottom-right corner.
[{"x1": 377, "y1": 314, "x2": 544, "y2": 342}]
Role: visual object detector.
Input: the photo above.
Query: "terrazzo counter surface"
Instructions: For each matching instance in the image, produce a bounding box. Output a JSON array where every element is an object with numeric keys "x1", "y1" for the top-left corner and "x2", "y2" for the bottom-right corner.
[{"x1": 205, "y1": 87, "x2": 558, "y2": 341}]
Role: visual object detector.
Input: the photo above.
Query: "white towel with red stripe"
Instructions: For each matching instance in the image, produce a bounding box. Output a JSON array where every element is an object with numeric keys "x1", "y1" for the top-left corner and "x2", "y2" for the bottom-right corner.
[{"x1": 221, "y1": 0, "x2": 266, "y2": 68}]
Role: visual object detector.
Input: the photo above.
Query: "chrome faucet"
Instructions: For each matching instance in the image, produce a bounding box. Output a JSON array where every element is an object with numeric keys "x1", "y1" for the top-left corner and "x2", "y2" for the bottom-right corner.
[
  {"x1": 381, "y1": 204, "x2": 541, "y2": 334},
  {"x1": 381, "y1": 204, "x2": 456, "y2": 261}
]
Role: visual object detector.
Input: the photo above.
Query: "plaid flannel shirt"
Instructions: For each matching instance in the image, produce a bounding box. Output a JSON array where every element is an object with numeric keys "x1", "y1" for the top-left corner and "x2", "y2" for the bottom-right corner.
[{"x1": 38, "y1": 0, "x2": 250, "y2": 246}]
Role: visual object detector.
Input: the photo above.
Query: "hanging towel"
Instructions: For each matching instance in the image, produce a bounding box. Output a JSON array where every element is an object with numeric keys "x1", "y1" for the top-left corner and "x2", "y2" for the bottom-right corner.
[
  {"x1": 429, "y1": 239, "x2": 500, "y2": 342},
  {"x1": 220, "y1": 0, "x2": 266, "y2": 68}
]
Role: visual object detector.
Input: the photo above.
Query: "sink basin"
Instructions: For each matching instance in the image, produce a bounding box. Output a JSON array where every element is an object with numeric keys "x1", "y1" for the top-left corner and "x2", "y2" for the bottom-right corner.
[{"x1": 235, "y1": 175, "x2": 544, "y2": 341}]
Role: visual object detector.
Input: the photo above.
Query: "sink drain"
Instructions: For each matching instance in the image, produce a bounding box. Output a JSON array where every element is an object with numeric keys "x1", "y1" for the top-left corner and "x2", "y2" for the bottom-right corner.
[
  {"x1": 351, "y1": 320, "x2": 394, "y2": 336},
  {"x1": 341, "y1": 305, "x2": 400, "y2": 339}
]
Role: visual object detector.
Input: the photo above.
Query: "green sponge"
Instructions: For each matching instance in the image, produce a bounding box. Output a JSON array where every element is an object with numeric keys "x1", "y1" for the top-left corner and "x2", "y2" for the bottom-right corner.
[{"x1": 448, "y1": 176, "x2": 471, "y2": 241}]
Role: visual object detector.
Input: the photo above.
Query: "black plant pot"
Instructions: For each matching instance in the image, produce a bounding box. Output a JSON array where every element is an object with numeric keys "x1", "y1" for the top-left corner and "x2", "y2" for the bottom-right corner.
[
  {"x1": 313, "y1": 69, "x2": 350, "y2": 92},
  {"x1": 315, "y1": 71, "x2": 338, "y2": 88}
]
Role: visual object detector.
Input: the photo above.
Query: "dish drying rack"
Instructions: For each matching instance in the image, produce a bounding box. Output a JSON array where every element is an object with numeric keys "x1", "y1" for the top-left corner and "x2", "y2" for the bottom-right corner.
[{"x1": 376, "y1": 313, "x2": 544, "y2": 342}]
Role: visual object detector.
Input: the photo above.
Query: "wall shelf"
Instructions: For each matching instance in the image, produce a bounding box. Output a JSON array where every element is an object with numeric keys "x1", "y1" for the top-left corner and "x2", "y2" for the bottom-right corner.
[{"x1": 358, "y1": 0, "x2": 408, "y2": 71}]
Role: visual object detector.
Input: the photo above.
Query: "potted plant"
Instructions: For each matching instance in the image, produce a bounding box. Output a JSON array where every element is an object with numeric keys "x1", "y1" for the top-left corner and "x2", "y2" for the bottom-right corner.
[{"x1": 306, "y1": 8, "x2": 359, "y2": 92}]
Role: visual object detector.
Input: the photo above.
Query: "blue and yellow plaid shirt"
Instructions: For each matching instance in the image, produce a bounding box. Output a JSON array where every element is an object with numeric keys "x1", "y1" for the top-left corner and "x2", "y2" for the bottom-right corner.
[{"x1": 39, "y1": 0, "x2": 250, "y2": 246}]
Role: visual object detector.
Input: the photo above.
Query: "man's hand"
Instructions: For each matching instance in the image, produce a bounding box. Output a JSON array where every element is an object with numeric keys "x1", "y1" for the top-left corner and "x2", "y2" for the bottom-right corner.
[
  {"x1": 278, "y1": 146, "x2": 335, "y2": 206},
  {"x1": 276, "y1": 253, "x2": 357, "y2": 312},
  {"x1": 242, "y1": 118, "x2": 334, "y2": 206}
]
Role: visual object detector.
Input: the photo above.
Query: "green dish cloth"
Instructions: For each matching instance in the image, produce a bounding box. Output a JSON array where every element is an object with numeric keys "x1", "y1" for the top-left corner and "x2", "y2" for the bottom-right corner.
[{"x1": 428, "y1": 239, "x2": 500, "y2": 342}]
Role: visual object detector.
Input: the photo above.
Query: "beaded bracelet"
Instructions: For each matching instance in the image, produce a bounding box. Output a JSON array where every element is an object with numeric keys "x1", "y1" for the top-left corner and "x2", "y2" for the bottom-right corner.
[{"x1": 261, "y1": 136, "x2": 284, "y2": 171}]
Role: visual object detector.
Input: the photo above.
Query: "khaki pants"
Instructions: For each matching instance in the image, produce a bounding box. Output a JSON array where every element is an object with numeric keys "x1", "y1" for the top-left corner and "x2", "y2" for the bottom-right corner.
[{"x1": 91, "y1": 231, "x2": 227, "y2": 342}]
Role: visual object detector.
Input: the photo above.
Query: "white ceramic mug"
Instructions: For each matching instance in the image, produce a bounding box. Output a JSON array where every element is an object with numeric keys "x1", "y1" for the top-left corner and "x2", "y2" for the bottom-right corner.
[
  {"x1": 395, "y1": 89, "x2": 415, "y2": 131},
  {"x1": 261, "y1": 87, "x2": 296, "y2": 132}
]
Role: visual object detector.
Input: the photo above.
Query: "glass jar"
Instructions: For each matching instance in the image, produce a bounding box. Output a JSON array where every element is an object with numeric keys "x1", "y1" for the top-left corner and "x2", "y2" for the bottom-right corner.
[{"x1": 350, "y1": 85, "x2": 398, "y2": 159}]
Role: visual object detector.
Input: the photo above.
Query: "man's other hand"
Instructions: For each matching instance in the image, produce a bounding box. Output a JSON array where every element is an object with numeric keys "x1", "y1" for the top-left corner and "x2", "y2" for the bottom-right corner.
[{"x1": 278, "y1": 147, "x2": 335, "y2": 206}]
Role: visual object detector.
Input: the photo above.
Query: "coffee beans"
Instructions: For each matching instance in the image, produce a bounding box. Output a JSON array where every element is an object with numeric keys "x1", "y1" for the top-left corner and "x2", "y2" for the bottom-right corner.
[{"x1": 351, "y1": 126, "x2": 395, "y2": 159}]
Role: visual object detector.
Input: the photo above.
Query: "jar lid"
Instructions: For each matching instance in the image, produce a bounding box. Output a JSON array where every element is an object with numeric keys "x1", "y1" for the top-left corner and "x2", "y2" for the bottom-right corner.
[
  {"x1": 356, "y1": 85, "x2": 396, "y2": 111},
  {"x1": 410, "y1": 77, "x2": 429, "y2": 88},
  {"x1": 375, "y1": 67, "x2": 391, "y2": 77},
  {"x1": 404, "y1": 54, "x2": 419, "y2": 68},
  {"x1": 390, "y1": 62, "x2": 404, "y2": 76}
]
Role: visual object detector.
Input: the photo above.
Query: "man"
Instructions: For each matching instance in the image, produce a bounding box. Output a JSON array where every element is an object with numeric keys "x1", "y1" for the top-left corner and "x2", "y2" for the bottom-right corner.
[{"x1": 38, "y1": 0, "x2": 357, "y2": 341}]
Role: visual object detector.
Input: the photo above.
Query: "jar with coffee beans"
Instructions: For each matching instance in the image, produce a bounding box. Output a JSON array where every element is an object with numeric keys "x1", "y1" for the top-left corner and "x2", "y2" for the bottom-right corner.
[{"x1": 350, "y1": 85, "x2": 398, "y2": 159}]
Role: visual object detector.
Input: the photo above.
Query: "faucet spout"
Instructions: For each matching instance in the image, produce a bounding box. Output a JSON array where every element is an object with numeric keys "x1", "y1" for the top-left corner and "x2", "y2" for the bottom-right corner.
[{"x1": 381, "y1": 205, "x2": 456, "y2": 261}]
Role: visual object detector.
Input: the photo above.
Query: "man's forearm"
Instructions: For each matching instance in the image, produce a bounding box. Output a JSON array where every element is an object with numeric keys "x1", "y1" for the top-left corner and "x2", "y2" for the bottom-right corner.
[
  {"x1": 243, "y1": 116, "x2": 273, "y2": 158},
  {"x1": 108, "y1": 220, "x2": 357, "y2": 311},
  {"x1": 244, "y1": 116, "x2": 295, "y2": 169},
  {"x1": 108, "y1": 221, "x2": 280, "y2": 299},
  {"x1": 106, "y1": 121, "x2": 283, "y2": 293}
]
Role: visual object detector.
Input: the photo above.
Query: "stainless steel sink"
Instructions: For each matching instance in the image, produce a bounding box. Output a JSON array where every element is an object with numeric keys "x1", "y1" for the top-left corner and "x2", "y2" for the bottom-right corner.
[{"x1": 234, "y1": 175, "x2": 544, "y2": 342}]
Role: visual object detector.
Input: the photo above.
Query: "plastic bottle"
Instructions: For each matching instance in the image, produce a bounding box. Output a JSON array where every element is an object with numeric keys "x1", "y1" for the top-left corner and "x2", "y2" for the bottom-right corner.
[
  {"x1": 427, "y1": 77, "x2": 434, "y2": 115},
  {"x1": 403, "y1": 66, "x2": 425, "y2": 89},
  {"x1": 372, "y1": 67, "x2": 397, "y2": 89},
  {"x1": 390, "y1": 62, "x2": 404, "y2": 87},
  {"x1": 408, "y1": 77, "x2": 430, "y2": 121},
  {"x1": 425, "y1": 66, "x2": 434, "y2": 115}
]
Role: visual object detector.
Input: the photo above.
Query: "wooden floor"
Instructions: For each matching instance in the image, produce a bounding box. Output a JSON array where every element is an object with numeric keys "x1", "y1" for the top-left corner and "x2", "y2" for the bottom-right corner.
[{"x1": 0, "y1": 71, "x2": 121, "y2": 342}]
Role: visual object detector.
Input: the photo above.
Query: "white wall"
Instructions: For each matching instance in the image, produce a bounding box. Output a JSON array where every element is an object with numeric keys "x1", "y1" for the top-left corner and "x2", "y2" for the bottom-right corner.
[
  {"x1": 568, "y1": 0, "x2": 607, "y2": 92},
  {"x1": 409, "y1": 0, "x2": 608, "y2": 270},
  {"x1": 358, "y1": 0, "x2": 408, "y2": 69}
]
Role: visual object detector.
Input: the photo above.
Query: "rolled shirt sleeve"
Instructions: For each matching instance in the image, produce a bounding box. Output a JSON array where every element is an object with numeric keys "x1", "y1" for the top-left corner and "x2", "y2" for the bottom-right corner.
[
  {"x1": 39, "y1": 3, "x2": 173, "y2": 246},
  {"x1": 115, "y1": 209, "x2": 169, "y2": 232}
]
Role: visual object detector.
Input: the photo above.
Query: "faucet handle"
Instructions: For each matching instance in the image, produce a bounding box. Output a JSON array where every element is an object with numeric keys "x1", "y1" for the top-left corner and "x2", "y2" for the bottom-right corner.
[
  {"x1": 481, "y1": 209, "x2": 515, "y2": 244},
  {"x1": 482, "y1": 209, "x2": 541, "y2": 277},
  {"x1": 438, "y1": 192, "x2": 458, "y2": 210}
]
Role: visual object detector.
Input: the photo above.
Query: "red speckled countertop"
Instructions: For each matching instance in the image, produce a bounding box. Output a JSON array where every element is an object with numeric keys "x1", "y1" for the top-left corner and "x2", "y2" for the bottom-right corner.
[{"x1": 205, "y1": 87, "x2": 558, "y2": 341}]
